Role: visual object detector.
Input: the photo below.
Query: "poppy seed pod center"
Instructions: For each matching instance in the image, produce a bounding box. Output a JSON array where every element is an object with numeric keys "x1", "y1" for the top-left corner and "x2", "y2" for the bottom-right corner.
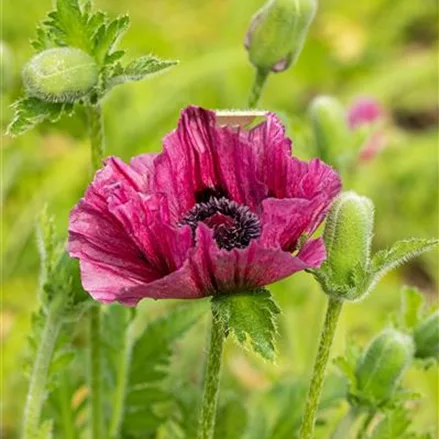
[{"x1": 181, "y1": 196, "x2": 261, "y2": 250}]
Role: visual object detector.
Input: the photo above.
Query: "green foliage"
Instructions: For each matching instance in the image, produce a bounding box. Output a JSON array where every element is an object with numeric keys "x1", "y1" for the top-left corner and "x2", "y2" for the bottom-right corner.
[
  {"x1": 102, "y1": 55, "x2": 179, "y2": 94},
  {"x1": 6, "y1": 98, "x2": 74, "y2": 137},
  {"x1": 368, "y1": 407, "x2": 432, "y2": 439},
  {"x1": 401, "y1": 287, "x2": 424, "y2": 329},
  {"x1": 212, "y1": 289, "x2": 280, "y2": 361},
  {"x1": 34, "y1": 421, "x2": 54, "y2": 439},
  {"x1": 314, "y1": 203, "x2": 438, "y2": 300},
  {"x1": 7, "y1": 0, "x2": 178, "y2": 136},
  {"x1": 355, "y1": 329, "x2": 414, "y2": 406},
  {"x1": 214, "y1": 397, "x2": 248, "y2": 439},
  {"x1": 371, "y1": 239, "x2": 439, "y2": 286},
  {"x1": 120, "y1": 304, "x2": 205, "y2": 437}
]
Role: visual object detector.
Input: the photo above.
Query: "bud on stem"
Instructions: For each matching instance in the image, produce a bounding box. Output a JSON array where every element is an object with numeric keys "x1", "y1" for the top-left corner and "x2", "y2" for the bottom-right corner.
[
  {"x1": 245, "y1": 0, "x2": 317, "y2": 73},
  {"x1": 23, "y1": 48, "x2": 98, "y2": 103},
  {"x1": 323, "y1": 192, "x2": 374, "y2": 290},
  {"x1": 356, "y1": 329, "x2": 413, "y2": 405},
  {"x1": 309, "y1": 96, "x2": 349, "y2": 166}
]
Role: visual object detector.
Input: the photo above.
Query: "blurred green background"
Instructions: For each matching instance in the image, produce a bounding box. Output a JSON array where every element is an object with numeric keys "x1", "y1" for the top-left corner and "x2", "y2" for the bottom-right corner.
[{"x1": 2, "y1": 0, "x2": 438, "y2": 437}]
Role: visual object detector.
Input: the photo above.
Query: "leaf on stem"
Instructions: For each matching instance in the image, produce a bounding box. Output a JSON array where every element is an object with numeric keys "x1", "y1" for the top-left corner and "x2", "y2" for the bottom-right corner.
[
  {"x1": 103, "y1": 55, "x2": 178, "y2": 93},
  {"x1": 212, "y1": 288, "x2": 280, "y2": 361},
  {"x1": 120, "y1": 304, "x2": 205, "y2": 437},
  {"x1": 6, "y1": 97, "x2": 73, "y2": 137},
  {"x1": 370, "y1": 238, "x2": 438, "y2": 282}
]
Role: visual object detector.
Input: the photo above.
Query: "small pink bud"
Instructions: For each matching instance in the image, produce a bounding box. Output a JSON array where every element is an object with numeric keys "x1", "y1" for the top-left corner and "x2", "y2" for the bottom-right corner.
[{"x1": 347, "y1": 97, "x2": 383, "y2": 130}]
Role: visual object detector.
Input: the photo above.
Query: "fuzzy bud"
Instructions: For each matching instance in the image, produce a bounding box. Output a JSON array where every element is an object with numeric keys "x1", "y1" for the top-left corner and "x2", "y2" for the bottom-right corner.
[
  {"x1": 309, "y1": 95, "x2": 349, "y2": 166},
  {"x1": 413, "y1": 311, "x2": 439, "y2": 360},
  {"x1": 245, "y1": 0, "x2": 317, "y2": 73},
  {"x1": 323, "y1": 192, "x2": 374, "y2": 292},
  {"x1": 356, "y1": 329, "x2": 414, "y2": 405},
  {"x1": 23, "y1": 48, "x2": 98, "y2": 102}
]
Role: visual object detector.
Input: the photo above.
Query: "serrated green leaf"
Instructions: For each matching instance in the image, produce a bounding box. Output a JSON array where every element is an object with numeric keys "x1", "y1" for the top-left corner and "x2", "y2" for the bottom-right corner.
[
  {"x1": 212, "y1": 289, "x2": 280, "y2": 361},
  {"x1": 103, "y1": 55, "x2": 178, "y2": 93},
  {"x1": 371, "y1": 239, "x2": 438, "y2": 282},
  {"x1": 214, "y1": 397, "x2": 248, "y2": 439},
  {"x1": 93, "y1": 15, "x2": 129, "y2": 64},
  {"x1": 6, "y1": 98, "x2": 74, "y2": 137},
  {"x1": 401, "y1": 286, "x2": 424, "y2": 329},
  {"x1": 121, "y1": 304, "x2": 205, "y2": 437},
  {"x1": 54, "y1": 0, "x2": 89, "y2": 48}
]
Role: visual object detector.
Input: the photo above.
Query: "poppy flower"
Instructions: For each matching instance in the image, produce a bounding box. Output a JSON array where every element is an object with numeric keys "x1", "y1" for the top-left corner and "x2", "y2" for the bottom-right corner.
[{"x1": 68, "y1": 106, "x2": 341, "y2": 305}]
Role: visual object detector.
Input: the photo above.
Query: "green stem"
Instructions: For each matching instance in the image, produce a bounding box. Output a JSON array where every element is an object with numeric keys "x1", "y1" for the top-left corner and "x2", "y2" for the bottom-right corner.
[
  {"x1": 88, "y1": 305, "x2": 104, "y2": 439},
  {"x1": 86, "y1": 102, "x2": 105, "y2": 439},
  {"x1": 248, "y1": 68, "x2": 269, "y2": 108},
  {"x1": 196, "y1": 308, "x2": 226, "y2": 439},
  {"x1": 331, "y1": 406, "x2": 361, "y2": 439},
  {"x1": 87, "y1": 104, "x2": 105, "y2": 172},
  {"x1": 109, "y1": 322, "x2": 134, "y2": 439},
  {"x1": 299, "y1": 297, "x2": 343, "y2": 439},
  {"x1": 22, "y1": 300, "x2": 63, "y2": 439}
]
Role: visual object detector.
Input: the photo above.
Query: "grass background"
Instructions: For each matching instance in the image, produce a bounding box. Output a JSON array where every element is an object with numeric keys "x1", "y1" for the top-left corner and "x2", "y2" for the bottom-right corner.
[{"x1": 1, "y1": 0, "x2": 438, "y2": 437}]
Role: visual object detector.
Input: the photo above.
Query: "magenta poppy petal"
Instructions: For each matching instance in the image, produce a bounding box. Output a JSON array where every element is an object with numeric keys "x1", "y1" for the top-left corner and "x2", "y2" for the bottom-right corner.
[
  {"x1": 68, "y1": 106, "x2": 341, "y2": 305},
  {"x1": 260, "y1": 197, "x2": 325, "y2": 250},
  {"x1": 186, "y1": 224, "x2": 319, "y2": 293},
  {"x1": 153, "y1": 106, "x2": 266, "y2": 214}
]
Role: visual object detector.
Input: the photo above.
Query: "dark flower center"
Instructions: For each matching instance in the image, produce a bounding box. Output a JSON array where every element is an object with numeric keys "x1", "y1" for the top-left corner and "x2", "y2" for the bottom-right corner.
[{"x1": 181, "y1": 197, "x2": 261, "y2": 250}]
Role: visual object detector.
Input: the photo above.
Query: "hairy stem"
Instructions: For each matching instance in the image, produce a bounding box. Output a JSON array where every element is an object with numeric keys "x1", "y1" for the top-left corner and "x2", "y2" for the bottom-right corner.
[
  {"x1": 87, "y1": 103, "x2": 106, "y2": 439},
  {"x1": 331, "y1": 406, "x2": 361, "y2": 439},
  {"x1": 22, "y1": 299, "x2": 63, "y2": 439},
  {"x1": 299, "y1": 297, "x2": 343, "y2": 439},
  {"x1": 109, "y1": 322, "x2": 134, "y2": 439},
  {"x1": 87, "y1": 104, "x2": 105, "y2": 172},
  {"x1": 248, "y1": 68, "x2": 269, "y2": 108},
  {"x1": 196, "y1": 308, "x2": 226, "y2": 439}
]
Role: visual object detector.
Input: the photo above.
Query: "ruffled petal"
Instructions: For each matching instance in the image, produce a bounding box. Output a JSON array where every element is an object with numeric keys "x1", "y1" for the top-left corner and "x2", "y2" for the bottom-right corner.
[
  {"x1": 260, "y1": 197, "x2": 326, "y2": 251},
  {"x1": 186, "y1": 224, "x2": 322, "y2": 293},
  {"x1": 152, "y1": 106, "x2": 266, "y2": 217}
]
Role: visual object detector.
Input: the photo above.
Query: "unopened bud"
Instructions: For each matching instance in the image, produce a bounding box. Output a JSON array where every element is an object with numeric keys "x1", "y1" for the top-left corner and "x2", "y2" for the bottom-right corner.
[
  {"x1": 309, "y1": 95, "x2": 349, "y2": 165},
  {"x1": 356, "y1": 329, "x2": 413, "y2": 405},
  {"x1": 245, "y1": 0, "x2": 317, "y2": 73},
  {"x1": 23, "y1": 48, "x2": 98, "y2": 102},
  {"x1": 413, "y1": 311, "x2": 439, "y2": 360},
  {"x1": 323, "y1": 192, "x2": 374, "y2": 290}
]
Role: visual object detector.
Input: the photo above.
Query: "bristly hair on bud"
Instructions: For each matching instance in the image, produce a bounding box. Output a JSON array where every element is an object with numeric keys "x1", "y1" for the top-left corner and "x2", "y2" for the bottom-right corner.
[
  {"x1": 23, "y1": 48, "x2": 99, "y2": 103},
  {"x1": 245, "y1": 0, "x2": 317, "y2": 73},
  {"x1": 313, "y1": 191, "x2": 438, "y2": 301}
]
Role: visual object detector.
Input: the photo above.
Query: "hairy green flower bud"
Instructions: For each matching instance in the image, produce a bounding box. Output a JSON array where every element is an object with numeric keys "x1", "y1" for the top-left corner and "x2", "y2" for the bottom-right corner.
[
  {"x1": 323, "y1": 192, "x2": 374, "y2": 290},
  {"x1": 23, "y1": 48, "x2": 98, "y2": 102},
  {"x1": 309, "y1": 96, "x2": 349, "y2": 166},
  {"x1": 245, "y1": 0, "x2": 317, "y2": 72},
  {"x1": 413, "y1": 311, "x2": 439, "y2": 360},
  {"x1": 356, "y1": 329, "x2": 413, "y2": 405}
]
